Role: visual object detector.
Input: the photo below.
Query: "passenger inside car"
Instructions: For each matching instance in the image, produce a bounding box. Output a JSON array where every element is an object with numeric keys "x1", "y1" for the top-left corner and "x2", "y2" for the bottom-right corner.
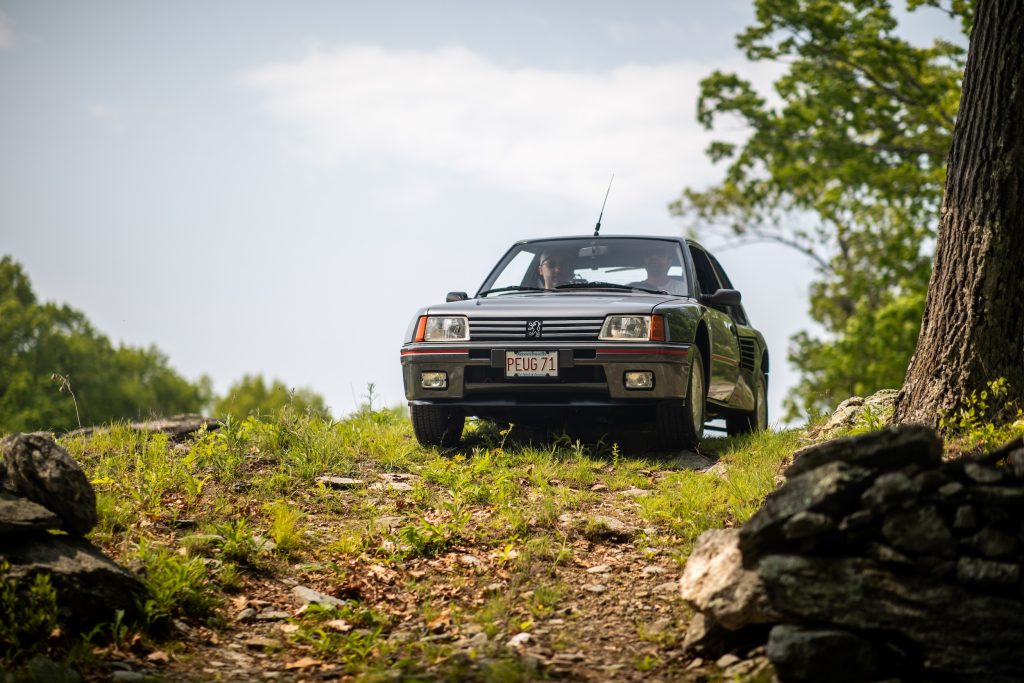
[{"x1": 628, "y1": 249, "x2": 687, "y2": 295}]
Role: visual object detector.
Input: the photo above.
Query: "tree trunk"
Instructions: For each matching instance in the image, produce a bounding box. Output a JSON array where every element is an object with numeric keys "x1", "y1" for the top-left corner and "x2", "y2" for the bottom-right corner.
[{"x1": 894, "y1": 0, "x2": 1024, "y2": 426}]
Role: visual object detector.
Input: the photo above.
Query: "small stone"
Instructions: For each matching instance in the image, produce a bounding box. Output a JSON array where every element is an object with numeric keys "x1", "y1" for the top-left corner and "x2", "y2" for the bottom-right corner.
[
  {"x1": 686, "y1": 657, "x2": 704, "y2": 670},
  {"x1": 234, "y1": 607, "x2": 257, "y2": 622},
  {"x1": 957, "y1": 557, "x2": 1019, "y2": 586},
  {"x1": 964, "y1": 526, "x2": 1019, "y2": 559},
  {"x1": 256, "y1": 610, "x2": 291, "y2": 621},
  {"x1": 865, "y1": 542, "x2": 912, "y2": 565},
  {"x1": 507, "y1": 632, "x2": 532, "y2": 648},
  {"x1": 861, "y1": 472, "x2": 918, "y2": 513},
  {"x1": 590, "y1": 483, "x2": 608, "y2": 492},
  {"x1": 953, "y1": 505, "x2": 980, "y2": 532},
  {"x1": 292, "y1": 585, "x2": 344, "y2": 608},
  {"x1": 937, "y1": 481, "x2": 964, "y2": 498},
  {"x1": 1006, "y1": 448, "x2": 1024, "y2": 479},
  {"x1": 585, "y1": 515, "x2": 636, "y2": 542},
  {"x1": 243, "y1": 636, "x2": 282, "y2": 650},
  {"x1": 782, "y1": 511, "x2": 835, "y2": 540},
  {"x1": 641, "y1": 565, "x2": 666, "y2": 575},
  {"x1": 586, "y1": 564, "x2": 612, "y2": 574},
  {"x1": 882, "y1": 505, "x2": 955, "y2": 557},
  {"x1": 964, "y1": 462, "x2": 1003, "y2": 484},
  {"x1": 620, "y1": 487, "x2": 651, "y2": 497},
  {"x1": 315, "y1": 476, "x2": 365, "y2": 489},
  {"x1": 583, "y1": 584, "x2": 608, "y2": 593},
  {"x1": 111, "y1": 673, "x2": 149, "y2": 682},
  {"x1": 715, "y1": 654, "x2": 741, "y2": 668}
]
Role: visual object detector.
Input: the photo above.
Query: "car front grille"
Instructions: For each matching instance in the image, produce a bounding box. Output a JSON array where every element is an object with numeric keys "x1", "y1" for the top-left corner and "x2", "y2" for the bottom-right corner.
[{"x1": 469, "y1": 317, "x2": 604, "y2": 342}]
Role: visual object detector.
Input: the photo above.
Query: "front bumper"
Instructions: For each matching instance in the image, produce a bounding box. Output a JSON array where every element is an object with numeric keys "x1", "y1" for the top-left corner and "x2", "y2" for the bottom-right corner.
[{"x1": 400, "y1": 341, "x2": 692, "y2": 407}]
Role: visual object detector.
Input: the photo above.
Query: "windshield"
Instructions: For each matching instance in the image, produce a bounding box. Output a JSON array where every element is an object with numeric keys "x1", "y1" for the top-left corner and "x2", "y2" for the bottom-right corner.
[{"x1": 478, "y1": 238, "x2": 690, "y2": 297}]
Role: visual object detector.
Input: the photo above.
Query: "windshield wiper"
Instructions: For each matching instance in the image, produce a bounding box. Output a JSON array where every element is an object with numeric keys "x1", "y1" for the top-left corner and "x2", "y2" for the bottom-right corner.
[
  {"x1": 478, "y1": 285, "x2": 548, "y2": 297},
  {"x1": 555, "y1": 281, "x2": 668, "y2": 295}
]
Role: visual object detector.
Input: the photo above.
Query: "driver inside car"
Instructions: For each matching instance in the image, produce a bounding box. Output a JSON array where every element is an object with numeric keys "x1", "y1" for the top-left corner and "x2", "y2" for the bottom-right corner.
[
  {"x1": 628, "y1": 250, "x2": 687, "y2": 295},
  {"x1": 537, "y1": 251, "x2": 575, "y2": 289}
]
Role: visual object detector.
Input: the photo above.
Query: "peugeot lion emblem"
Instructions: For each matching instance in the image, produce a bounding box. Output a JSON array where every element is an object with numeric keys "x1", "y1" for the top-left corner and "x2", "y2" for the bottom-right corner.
[{"x1": 526, "y1": 320, "x2": 543, "y2": 339}]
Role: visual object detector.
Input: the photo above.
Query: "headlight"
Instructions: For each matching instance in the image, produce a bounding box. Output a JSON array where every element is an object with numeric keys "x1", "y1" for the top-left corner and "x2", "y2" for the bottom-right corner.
[
  {"x1": 599, "y1": 315, "x2": 665, "y2": 341},
  {"x1": 416, "y1": 316, "x2": 469, "y2": 342}
]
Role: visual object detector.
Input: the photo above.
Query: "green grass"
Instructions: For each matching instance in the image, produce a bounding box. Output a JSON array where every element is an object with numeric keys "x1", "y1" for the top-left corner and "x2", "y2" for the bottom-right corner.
[{"x1": 8, "y1": 407, "x2": 805, "y2": 679}]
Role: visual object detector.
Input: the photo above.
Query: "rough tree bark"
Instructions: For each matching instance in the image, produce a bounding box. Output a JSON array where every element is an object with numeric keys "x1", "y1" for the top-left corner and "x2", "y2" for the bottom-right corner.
[{"x1": 894, "y1": 0, "x2": 1024, "y2": 426}]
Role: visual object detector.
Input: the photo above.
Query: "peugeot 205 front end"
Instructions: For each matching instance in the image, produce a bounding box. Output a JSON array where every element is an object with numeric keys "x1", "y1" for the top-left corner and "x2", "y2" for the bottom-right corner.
[{"x1": 400, "y1": 236, "x2": 768, "y2": 449}]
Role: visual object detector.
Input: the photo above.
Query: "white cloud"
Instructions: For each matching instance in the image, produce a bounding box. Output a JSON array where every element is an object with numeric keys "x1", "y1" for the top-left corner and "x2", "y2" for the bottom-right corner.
[
  {"x1": 241, "y1": 45, "x2": 775, "y2": 218},
  {"x1": 0, "y1": 10, "x2": 14, "y2": 49},
  {"x1": 87, "y1": 101, "x2": 123, "y2": 129}
]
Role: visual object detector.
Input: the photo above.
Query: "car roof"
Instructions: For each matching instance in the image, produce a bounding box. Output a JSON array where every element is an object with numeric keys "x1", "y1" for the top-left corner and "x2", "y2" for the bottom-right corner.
[{"x1": 513, "y1": 234, "x2": 688, "y2": 245}]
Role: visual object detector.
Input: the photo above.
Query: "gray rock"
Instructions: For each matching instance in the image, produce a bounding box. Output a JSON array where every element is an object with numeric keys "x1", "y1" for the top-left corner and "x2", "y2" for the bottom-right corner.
[
  {"x1": 316, "y1": 476, "x2": 365, "y2": 489},
  {"x1": 881, "y1": 505, "x2": 955, "y2": 557},
  {"x1": 861, "y1": 472, "x2": 918, "y2": 514},
  {"x1": 965, "y1": 486, "x2": 1024, "y2": 507},
  {"x1": 963, "y1": 526, "x2": 1018, "y2": 559},
  {"x1": 2, "y1": 534, "x2": 149, "y2": 632},
  {"x1": 740, "y1": 461, "x2": 874, "y2": 564},
  {"x1": 292, "y1": 585, "x2": 344, "y2": 608},
  {"x1": 936, "y1": 481, "x2": 964, "y2": 498},
  {"x1": 681, "y1": 612, "x2": 732, "y2": 657},
  {"x1": 585, "y1": 515, "x2": 636, "y2": 542},
  {"x1": 66, "y1": 414, "x2": 220, "y2": 443},
  {"x1": 963, "y1": 462, "x2": 1003, "y2": 484},
  {"x1": 1, "y1": 433, "x2": 97, "y2": 535},
  {"x1": 766, "y1": 624, "x2": 877, "y2": 683},
  {"x1": 679, "y1": 529, "x2": 779, "y2": 630},
  {"x1": 782, "y1": 511, "x2": 835, "y2": 541},
  {"x1": 864, "y1": 542, "x2": 911, "y2": 565},
  {"x1": 1007, "y1": 448, "x2": 1024, "y2": 479},
  {"x1": 837, "y1": 509, "x2": 875, "y2": 537},
  {"x1": 956, "y1": 557, "x2": 1020, "y2": 587},
  {"x1": 0, "y1": 490, "x2": 61, "y2": 533},
  {"x1": 758, "y1": 554, "x2": 1024, "y2": 682},
  {"x1": 911, "y1": 469, "x2": 949, "y2": 493},
  {"x1": 952, "y1": 505, "x2": 979, "y2": 532},
  {"x1": 786, "y1": 425, "x2": 941, "y2": 479}
]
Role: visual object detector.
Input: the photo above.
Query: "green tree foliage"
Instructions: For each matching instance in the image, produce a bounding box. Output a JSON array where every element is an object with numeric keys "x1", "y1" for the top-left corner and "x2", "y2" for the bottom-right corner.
[
  {"x1": 0, "y1": 256, "x2": 210, "y2": 432},
  {"x1": 213, "y1": 373, "x2": 330, "y2": 420},
  {"x1": 671, "y1": 0, "x2": 971, "y2": 418}
]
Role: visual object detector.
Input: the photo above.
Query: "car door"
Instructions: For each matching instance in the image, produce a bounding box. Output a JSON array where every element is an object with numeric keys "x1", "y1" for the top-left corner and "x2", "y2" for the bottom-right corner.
[{"x1": 688, "y1": 244, "x2": 741, "y2": 402}]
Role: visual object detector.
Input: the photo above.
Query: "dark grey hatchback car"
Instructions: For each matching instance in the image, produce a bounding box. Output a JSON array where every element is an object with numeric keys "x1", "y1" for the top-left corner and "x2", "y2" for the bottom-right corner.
[{"x1": 400, "y1": 236, "x2": 768, "y2": 449}]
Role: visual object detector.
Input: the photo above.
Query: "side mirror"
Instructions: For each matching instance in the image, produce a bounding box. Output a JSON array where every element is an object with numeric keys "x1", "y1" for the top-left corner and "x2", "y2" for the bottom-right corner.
[
  {"x1": 446, "y1": 291, "x2": 469, "y2": 302},
  {"x1": 701, "y1": 288, "x2": 741, "y2": 307}
]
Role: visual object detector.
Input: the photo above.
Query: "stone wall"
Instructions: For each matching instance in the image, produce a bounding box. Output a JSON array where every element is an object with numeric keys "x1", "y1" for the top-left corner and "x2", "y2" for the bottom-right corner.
[
  {"x1": 1, "y1": 433, "x2": 148, "y2": 632},
  {"x1": 680, "y1": 426, "x2": 1024, "y2": 682}
]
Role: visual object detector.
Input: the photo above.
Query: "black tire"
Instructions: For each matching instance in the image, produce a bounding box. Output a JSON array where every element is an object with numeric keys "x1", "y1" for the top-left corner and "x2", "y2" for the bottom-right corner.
[
  {"x1": 657, "y1": 351, "x2": 706, "y2": 450},
  {"x1": 727, "y1": 373, "x2": 768, "y2": 436},
  {"x1": 410, "y1": 404, "x2": 465, "y2": 447}
]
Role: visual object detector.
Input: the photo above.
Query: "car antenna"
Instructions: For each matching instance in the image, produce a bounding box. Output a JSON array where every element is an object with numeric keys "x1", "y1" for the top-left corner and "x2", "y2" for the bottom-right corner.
[{"x1": 593, "y1": 173, "x2": 614, "y2": 237}]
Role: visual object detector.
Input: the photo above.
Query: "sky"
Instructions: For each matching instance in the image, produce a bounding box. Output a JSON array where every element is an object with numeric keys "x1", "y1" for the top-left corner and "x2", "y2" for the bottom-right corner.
[{"x1": 0, "y1": 1, "x2": 962, "y2": 424}]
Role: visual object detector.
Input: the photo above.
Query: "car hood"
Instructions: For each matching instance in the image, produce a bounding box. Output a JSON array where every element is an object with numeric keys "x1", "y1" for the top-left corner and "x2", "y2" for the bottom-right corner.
[{"x1": 427, "y1": 292, "x2": 690, "y2": 317}]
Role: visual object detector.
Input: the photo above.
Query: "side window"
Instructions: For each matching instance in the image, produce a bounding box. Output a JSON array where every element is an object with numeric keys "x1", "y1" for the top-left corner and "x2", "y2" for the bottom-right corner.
[
  {"x1": 709, "y1": 254, "x2": 749, "y2": 325},
  {"x1": 688, "y1": 246, "x2": 723, "y2": 297}
]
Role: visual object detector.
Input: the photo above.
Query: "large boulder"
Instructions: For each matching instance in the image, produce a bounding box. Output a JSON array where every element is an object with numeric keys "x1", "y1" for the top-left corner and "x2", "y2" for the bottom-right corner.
[
  {"x1": 3, "y1": 534, "x2": 149, "y2": 632},
  {"x1": 759, "y1": 554, "x2": 1024, "y2": 683},
  {"x1": 679, "y1": 529, "x2": 778, "y2": 630},
  {"x1": 1, "y1": 433, "x2": 97, "y2": 535},
  {"x1": 0, "y1": 490, "x2": 60, "y2": 533},
  {"x1": 785, "y1": 425, "x2": 942, "y2": 478}
]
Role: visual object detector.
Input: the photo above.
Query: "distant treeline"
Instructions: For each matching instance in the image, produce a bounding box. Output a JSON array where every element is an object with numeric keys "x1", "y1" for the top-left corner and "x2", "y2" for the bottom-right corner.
[{"x1": 0, "y1": 256, "x2": 327, "y2": 433}]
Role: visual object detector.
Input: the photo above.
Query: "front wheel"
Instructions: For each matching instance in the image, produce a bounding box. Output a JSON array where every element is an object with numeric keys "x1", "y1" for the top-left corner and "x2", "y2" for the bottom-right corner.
[
  {"x1": 656, "y1": 352, "x2": 706, "y2": 450},
  {"x1": 727, "y1": 373, "x2": 768, "y2": 436},
  {"x1": 410, "y1": 404, "x2": 465, "y2": 447}
]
